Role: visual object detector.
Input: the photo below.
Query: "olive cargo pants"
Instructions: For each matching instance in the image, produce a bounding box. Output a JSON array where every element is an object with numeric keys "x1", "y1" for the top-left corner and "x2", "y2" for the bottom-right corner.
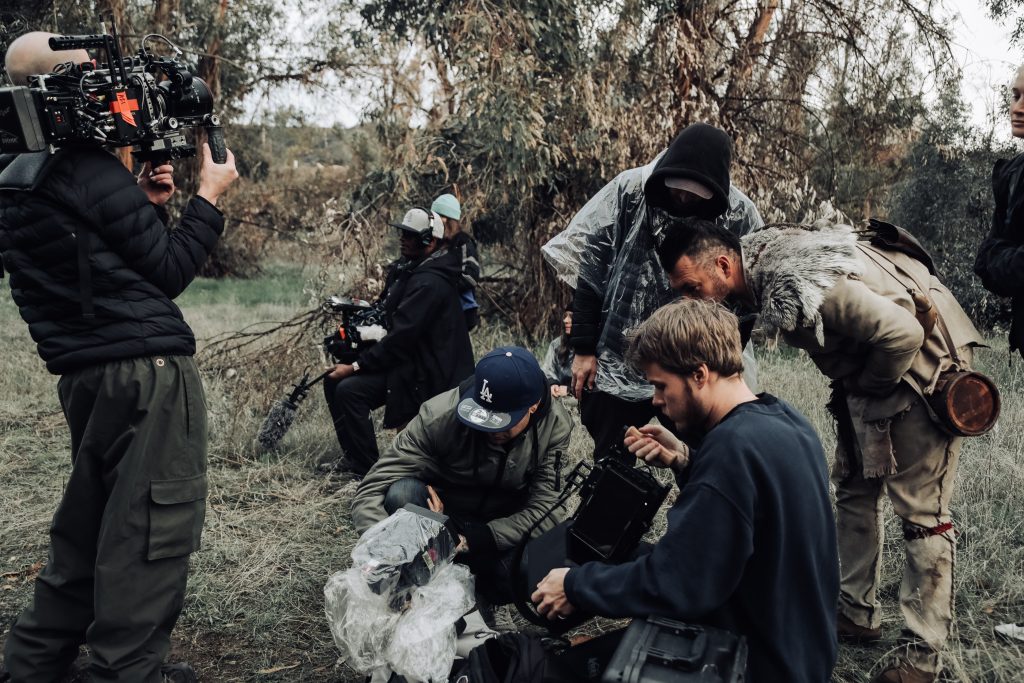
[
  {"x1": 833, "y1": 396, "x2": 960, "y2": 673},
  {"x1": 3, "y1": 356, "x2": 208, "y2": 682}
]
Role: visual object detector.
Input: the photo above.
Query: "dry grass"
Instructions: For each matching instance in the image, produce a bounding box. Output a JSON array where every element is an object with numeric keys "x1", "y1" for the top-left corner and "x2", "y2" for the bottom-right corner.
[{"x1": 1, "y1": 269, "x2": 1023, "y2": 681}]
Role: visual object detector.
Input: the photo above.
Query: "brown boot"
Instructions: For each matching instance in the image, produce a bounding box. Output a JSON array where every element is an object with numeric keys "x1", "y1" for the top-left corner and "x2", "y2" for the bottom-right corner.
[
  {"x1": 837, "y1": 612, "x2": 882, "y2": 643},
  {"x1": 870, "y1": 663, "x2": 936, "y2": 683}
]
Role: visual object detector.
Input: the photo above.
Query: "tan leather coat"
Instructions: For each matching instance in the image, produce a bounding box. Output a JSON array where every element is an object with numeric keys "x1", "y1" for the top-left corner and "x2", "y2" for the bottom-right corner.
[{"x1": 780, "y1": 242, "x2": 983, "y2": 421}]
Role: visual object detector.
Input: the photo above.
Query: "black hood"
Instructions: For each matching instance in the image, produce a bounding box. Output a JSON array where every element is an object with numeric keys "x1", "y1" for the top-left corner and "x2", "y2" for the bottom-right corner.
[{"x1": 644, "y1": 122, "x2": 732, "y2": 219}]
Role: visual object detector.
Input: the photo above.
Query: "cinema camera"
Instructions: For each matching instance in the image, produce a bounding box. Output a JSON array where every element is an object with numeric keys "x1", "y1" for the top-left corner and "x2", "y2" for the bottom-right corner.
[
  {"x1": 255, "y1": 295, "x2": 388, "y2": 451},
  {"x1": 0, "y1": 31, "x2": 226, "y2": 164},
  {"x1": 321, "y1": 295, "x2": 388, "y2": 365}
]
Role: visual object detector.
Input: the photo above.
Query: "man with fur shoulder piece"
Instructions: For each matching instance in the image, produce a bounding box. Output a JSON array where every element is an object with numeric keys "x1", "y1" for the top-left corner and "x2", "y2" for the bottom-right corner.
[
  {"x1": 322, "y1": 207, "x2": 474, "y2": 477},
  {"x1": 655, "y1": 217, "x2": 984, "y2": 683}
]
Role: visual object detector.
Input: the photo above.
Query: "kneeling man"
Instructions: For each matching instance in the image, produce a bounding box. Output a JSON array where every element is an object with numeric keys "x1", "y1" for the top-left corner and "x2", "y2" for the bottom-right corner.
[
  {"x1": 532, "y1": 299, "x2": 838, "y2": 683},
  {"x1": 352, "y1": 346, "x2": 572, "y2": 606}
]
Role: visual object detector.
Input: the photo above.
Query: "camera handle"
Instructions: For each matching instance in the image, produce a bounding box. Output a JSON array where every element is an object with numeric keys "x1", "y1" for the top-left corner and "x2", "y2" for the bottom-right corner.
[{"x1": 203, "y1": 115, "x2": 227, "y2": 164}]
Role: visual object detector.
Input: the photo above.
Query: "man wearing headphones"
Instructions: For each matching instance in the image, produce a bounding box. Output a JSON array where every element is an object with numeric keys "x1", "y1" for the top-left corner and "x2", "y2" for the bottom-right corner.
[{"x1": 322, "y1": 208, "x2": 474, "y2": 476}]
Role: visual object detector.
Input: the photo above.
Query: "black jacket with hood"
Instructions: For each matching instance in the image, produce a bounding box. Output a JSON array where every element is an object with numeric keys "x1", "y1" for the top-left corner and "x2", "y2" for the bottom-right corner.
[
  {"x1": 568, "y1": 123, "x2": 753, "y2": 360},
  {"x1": 0, "y1": 147, "x2": 223, "y2": 374},
  {"x1": 358, "y1": 247, "x2": 474, "y2": 427},
  {"x1": 975, "y1": 153, "x2": 1024, "y2": 358}
]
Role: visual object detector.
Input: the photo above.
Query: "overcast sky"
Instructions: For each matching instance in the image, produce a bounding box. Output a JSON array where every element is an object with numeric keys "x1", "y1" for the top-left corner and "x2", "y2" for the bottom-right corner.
[{"x1": 956, "y1": 3, "x2": 1020, "y2": 140}]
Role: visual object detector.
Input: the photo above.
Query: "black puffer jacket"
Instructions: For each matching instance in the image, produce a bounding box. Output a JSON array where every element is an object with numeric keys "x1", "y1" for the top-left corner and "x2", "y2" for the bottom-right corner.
[
  {"x1": 975, "y1": 153, "x2": 1024, "y2": 358},
  {"x1": 359, "y1": 248, "x2": 475, "y2": 426},
  {"x1": 0, "y1": 147, "x2": 223, "y2": 374}
]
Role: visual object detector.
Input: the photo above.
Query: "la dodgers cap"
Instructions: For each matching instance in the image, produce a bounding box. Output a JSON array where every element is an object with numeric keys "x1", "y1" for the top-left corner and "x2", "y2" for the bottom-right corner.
[{"x1": 457, "y1": 346, "x2": 546, "y2": 432}]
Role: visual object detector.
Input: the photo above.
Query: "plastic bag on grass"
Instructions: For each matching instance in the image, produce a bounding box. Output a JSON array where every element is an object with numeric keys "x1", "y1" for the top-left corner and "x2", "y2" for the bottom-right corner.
[
  {"x1": 325, "y1": 507, "x2": 469, "y2": 678},
  {"x1": 386, "y1": 563, "x2": 475, "y2": 682},
  {"x1": 352, "y1": 508, "x2": 458, "y2": 607},
  {"x1": 324, "y1": 568, "x2": 400, "y2": 671}
]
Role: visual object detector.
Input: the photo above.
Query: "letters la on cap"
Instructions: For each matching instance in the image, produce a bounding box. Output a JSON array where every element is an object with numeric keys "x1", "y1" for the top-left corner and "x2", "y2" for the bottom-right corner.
[{"x1": 456, "y1": 346, "x2": 545, "y2": 432}]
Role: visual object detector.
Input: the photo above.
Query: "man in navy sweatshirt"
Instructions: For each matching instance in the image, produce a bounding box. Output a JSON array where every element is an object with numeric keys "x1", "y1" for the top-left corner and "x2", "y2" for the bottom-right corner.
[{"x1": 531, "y1": 298, "x2": 839, "y2": 682}]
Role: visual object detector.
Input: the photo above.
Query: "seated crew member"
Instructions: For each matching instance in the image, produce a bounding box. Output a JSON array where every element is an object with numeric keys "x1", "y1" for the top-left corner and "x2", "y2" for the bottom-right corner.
[
  {"x1": 322, "y1": 207, "x2": 474, "y2": 477},
  {"x1": 352, "y1": 346, "x2": 572, "y2": 607},
  {"x1": 656, "y1": 218, "x2": 984, "y2": 682},
  {"x1": 532, "y1": 299, "x2": 839, "y2": 683}
]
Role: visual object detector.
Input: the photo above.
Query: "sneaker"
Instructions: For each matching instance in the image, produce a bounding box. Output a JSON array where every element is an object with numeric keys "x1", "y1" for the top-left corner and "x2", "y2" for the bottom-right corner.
[
  {"x1": 161, "y1": 662, "x2": 199, "y2": 683},
  {"x1": 870, "y1": 662, "x2": 936, "y2": 683},
  {"x1": 837, "y1": 612, "x2": 882, "y2": 643}
]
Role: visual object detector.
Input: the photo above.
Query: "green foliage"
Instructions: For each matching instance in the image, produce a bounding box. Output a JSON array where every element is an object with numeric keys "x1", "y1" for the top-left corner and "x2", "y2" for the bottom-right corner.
[{"x1": 887, "y1": 87, "x2": 1015, "y2": 328}]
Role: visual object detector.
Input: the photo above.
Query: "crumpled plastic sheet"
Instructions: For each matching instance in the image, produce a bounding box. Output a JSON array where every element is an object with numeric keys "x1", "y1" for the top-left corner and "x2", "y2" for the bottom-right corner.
[
  {"x1": 325, "y1": 509, "x2": 473, "y2": 681},
  {"x1": 386, "y1": 564, "x2": 476, "y2": 683},
  {"x1": 541, "y1": 155, "x2": 763, "y2": 400},
  {"x1": 350, "y1": 508, "x2": 457, "y2": 604},
  {"x1": 325, "y1": 567, "x2": 402, "y2": 672}
]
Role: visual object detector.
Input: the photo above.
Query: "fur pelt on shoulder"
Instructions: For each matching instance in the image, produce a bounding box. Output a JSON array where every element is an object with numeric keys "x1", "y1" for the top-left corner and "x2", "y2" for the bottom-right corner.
[{"x1": 742, "y1": 221, "x2": 863, "y2": 344}]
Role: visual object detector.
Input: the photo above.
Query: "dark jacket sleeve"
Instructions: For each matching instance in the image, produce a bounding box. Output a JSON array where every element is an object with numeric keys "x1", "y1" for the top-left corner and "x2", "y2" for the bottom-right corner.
[
  {"x1": 570, "y1": 282, "x2": 602, "y2": 355},
  {"x1": 458, "y1": 234, "x2": 480, "y2": 291},
  {"x1": 564, "y1": 483, "x2": 753, "y2": 619},
  {"x1": 976, "y1": 157, "x2": 1024, "y2": 297},
  {"x1": 357, "y1": 271, "x2": 444, "y2": 372},
  {"x1": 73, "y1": 152, "x2": 224, "y2": 298}
]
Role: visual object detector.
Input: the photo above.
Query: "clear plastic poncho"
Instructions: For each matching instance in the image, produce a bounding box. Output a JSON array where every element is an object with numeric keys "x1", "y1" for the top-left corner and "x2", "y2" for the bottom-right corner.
[
  {"x1": 325, "y1": 508, "x2": 475, "y2": 682},
  {"x1": 541, "y1": 158, "x2": 763, "y2": 399}
]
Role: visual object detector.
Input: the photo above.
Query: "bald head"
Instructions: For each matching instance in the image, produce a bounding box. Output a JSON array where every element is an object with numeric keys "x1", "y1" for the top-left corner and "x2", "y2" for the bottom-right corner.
[{"x1": 5, "y1": 32, "x2": 90, "y2": 86}]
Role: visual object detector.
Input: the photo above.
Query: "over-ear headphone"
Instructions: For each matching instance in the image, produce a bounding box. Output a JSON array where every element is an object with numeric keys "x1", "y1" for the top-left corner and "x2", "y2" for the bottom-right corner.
[{"x1": 414, "y1": 206, "x2": 439, "y2": 246}]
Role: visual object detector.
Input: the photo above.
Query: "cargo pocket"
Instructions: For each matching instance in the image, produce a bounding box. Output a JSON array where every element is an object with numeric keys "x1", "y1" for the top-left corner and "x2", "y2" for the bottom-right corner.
[{"x1": 148, "y1": 473, "x2": 208, "y2": 561}]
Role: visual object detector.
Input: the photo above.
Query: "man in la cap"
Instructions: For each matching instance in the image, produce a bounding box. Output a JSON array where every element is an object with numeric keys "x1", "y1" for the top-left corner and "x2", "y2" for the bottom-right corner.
[
  {"x1": 351, "y1": 346, "x2": 572, "y2": 606},
  {"x1": 322, "y1": 207, "x2": 473, "y2": 476},
  {"x1": 541, "y1": 122, "x2": 762, "y2": 462}
]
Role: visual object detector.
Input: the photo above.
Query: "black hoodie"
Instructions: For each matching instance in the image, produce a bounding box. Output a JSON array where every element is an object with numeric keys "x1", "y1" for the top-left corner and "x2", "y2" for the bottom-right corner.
[
  {"x1": 357, "y1": 247, "x2": 475, "y2": 427},
  {"x1": 644, "y1": 123, "x2": 733, "y2": 219}
]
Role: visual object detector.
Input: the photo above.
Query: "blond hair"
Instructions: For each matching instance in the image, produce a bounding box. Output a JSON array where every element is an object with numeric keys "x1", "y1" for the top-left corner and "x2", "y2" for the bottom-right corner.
[{"x1": 626, "y1": 298, "x2": 744, "y2": 377}]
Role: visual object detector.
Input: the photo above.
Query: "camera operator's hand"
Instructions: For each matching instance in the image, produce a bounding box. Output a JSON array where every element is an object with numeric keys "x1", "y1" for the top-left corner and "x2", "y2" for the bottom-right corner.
[
  {"x1": 532, "y1": 568, "x2": 575, "y2": 620},
  {"x1": 138, "y1": 162, "x2": 175, "y2": 206},
  {"x1": 327, "y1": 363, "x2": 355, "y2": 381},
  {"x1": 625, "y1": 424, "x2": 690, "y2": 472},
  {"x1": 571, "y1": 353, "x2": 598, "y2": 399},
  {"x1": 196, "y1": 142, "x2": 239, "y2": 207}
]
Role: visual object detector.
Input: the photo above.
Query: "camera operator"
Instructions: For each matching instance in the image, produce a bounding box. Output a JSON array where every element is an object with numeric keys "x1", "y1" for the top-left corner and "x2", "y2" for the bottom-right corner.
[
  {"x1": 531, "y1": 299, "x2": 839, "y2": 683},
  {"x1": 322, "y1": 207, "x2": 474, "y2": 476},
  {"x1": 0, "y1": 32, "x2": 238, "y2": 683},
  {"x1": 352, "y1": 346, "x2": 571, "y2": 618}
]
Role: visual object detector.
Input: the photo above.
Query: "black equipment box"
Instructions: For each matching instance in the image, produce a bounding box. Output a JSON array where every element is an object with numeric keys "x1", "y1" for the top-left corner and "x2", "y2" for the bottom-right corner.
[
  {"x1": 602, "y1": 616, "x2": 747, "y2": 683},
  {"x1": 515, "y1": 458, "x2": 670, "y2": 634},
  {"x1": 568, "y1": 458, "x2": 670, "y2": 564}
]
